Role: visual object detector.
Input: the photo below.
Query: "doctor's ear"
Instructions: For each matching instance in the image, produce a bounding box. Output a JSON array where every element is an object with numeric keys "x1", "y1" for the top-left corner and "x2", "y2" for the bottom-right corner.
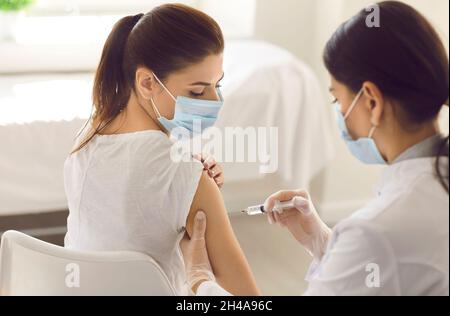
[
  {"x1": 135, "y1": 68, "x2": 157, "y2": 100},
  {"x1": 362, "y1": 81, "x2": 385, "y2": 127}
]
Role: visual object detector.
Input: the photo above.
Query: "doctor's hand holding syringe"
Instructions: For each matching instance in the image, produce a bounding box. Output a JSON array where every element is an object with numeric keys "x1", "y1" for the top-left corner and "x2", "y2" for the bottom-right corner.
[{"x1": 180, "y1": 190, "x2": 332, "y2": 295}]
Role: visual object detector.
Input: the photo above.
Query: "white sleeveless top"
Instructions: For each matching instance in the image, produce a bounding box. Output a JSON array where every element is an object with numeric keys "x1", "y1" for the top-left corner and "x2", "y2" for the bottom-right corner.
[{"x1": 64, "y1": 129, "x2": 203, "y2": 295}]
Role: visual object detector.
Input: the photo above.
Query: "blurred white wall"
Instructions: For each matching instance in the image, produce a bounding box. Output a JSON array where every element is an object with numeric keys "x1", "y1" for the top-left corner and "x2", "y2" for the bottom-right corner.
[
  {"x1": 24, "y1": 0, "x2": 256, "y2": 39},
  {"x1": 199, "y1": 0, "x2": 256, "y2": 38},
  {"x1": 254, "y1": 0, "x2": 449, "y2": 222},
  {"x1": 255, "y1": 0, "x2": 449, "y2": 80}
]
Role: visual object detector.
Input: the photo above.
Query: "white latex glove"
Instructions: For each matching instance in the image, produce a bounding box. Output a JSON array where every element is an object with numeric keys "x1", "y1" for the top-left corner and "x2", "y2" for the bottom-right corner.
[
  {"x1": 180, "y1": 211, "x2": 216, "y2": 293},
  {"x1": 264, "y1": 190, "x2": 332, "y2": 260}
]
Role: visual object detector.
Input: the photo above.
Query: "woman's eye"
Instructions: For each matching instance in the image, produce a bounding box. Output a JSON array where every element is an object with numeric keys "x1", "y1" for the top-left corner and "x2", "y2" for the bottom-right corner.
[
  {"x1": 331, "y1": 98, "x2": 338, "y2": 104},
  {"x1": 190, "y1": 91, "x2": 205, "y2": 97},
  {"x1": 190, "y1": 85, "x2": 221, "y2": 97}
]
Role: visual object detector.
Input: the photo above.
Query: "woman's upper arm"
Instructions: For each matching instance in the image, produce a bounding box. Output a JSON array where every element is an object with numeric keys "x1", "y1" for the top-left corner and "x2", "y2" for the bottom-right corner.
[{"x1": 186, "y1": 171, "x2": 261, "y2": 296}]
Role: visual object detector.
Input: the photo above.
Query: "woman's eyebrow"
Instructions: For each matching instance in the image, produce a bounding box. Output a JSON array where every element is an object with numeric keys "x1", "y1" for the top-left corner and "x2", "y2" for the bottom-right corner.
[{"x1": 189, "y1": 73, "x2": 225, "y2": 86}]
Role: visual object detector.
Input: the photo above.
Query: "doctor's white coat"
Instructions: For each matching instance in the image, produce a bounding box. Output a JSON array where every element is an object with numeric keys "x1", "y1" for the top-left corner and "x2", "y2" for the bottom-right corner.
[{"x1": 198, "y1": 157, "x2": 449, "y2": 296}]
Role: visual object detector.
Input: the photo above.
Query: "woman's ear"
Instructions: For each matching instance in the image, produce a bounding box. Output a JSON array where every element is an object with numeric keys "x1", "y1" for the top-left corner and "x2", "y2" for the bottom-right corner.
[
  {"x1": 362, "y1": 81, "x2": 384, "y2": 127},
  {"x1": 135, "y1": 68, "x2": 156, "y2": 100}
]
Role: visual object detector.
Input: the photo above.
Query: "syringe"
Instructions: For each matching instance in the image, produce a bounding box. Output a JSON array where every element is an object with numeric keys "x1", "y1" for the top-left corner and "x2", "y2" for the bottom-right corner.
[{"x1": 241, "y1": 199, "x2": 295, "y2": 216}]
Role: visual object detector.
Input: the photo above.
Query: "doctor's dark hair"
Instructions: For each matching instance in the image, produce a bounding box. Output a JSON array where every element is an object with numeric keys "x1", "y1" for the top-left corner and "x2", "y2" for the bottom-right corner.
[
  {"x1": 72, "y1": 3, "x2": 224, "y2": 153},
  {"x1": 324, "y1": 1, "x2": 449, "y2": 193}
]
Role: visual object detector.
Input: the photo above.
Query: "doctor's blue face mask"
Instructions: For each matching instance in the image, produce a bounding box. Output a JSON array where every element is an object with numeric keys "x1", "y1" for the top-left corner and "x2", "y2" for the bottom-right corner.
[
  {"x1": 150, "y1": 73, "x2": 224, "y2": 135},
  {"x1": 334, "y1": 89, "x2": 387, "y2": 165}
]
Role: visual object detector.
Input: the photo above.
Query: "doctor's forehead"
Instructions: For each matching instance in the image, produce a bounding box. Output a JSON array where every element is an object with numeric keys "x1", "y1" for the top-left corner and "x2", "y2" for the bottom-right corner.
[
  {"x1": 329, "y1": 76, "x2": 339, "y2": 88},
  {"x1": 329, "y1": 77, "x2": 348, "y2": 93}
]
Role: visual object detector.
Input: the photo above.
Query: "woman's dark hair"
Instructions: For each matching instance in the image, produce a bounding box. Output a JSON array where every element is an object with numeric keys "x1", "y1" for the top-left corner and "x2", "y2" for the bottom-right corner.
[
  {"x1": 72, "y1": 3, "x2": 224, "y2": 153},
  {"x1": 324, "y1": 1, "x2": 449, "y2": 193}
]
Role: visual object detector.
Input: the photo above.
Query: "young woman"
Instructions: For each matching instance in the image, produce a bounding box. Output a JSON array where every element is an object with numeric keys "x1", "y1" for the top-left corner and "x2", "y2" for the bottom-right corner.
[{"x1": 64, "y1": 4, "x2": 260, "y2": 296}]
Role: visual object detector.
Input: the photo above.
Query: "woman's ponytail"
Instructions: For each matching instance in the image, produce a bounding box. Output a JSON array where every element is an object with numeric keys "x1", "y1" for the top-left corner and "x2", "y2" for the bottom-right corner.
[
  {"x1": 72, "y1": 14, "x2": 143, "y2": 153},
  {"x1": 93, "y1": 14, "x2": 143, "y2": 123}
]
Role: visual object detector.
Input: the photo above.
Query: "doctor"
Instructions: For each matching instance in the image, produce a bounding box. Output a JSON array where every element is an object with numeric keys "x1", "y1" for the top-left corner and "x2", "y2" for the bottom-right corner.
[{"x1": 180, "y1": 1, "x2": 449, "y2": 296}]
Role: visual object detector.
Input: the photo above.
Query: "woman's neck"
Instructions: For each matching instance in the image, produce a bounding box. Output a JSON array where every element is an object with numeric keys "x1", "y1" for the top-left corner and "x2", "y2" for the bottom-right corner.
[
  {"x1": 97, "y1": 93, "x2": 163, "y2": 135},
  {"x1": 125, "y1": 93, "x2": 163, "y2": 132},
  {"x1": 383, "y1": 121, "x2": 440, "y2": 163}
]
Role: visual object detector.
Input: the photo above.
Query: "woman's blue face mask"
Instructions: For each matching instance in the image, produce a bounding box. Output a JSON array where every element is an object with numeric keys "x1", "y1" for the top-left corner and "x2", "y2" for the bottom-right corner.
[
  {"x1": 335, "y1": 89, "x2": 387, "y2": 165},
  {"x1": 150, "y1": 73, "x2": 224, "y2": 136}
]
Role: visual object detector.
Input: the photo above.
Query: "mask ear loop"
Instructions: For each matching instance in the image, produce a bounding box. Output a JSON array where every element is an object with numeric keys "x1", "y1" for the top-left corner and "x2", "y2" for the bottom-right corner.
[
  {"x1": 344, "y1": 88, "x2": 378, "y2": 138},
  {"x1": 148, "y1": 73, "x2": 173, "y2": 120},
  {"x1": 152, "y1": 73, "x2": 177, "y2": 101},
  {"x1": 368, "y1": 126, "x2": 377, "y2": 139},
  {"x1": 148, "y1": 97, "x2": 171, "y2": 135},
  {"x1": 150, "y1": 97, "x2": 162, "y2": 119},
  {"x1": 344, "y1": 89, "x2": 364, "y2": 120}
]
